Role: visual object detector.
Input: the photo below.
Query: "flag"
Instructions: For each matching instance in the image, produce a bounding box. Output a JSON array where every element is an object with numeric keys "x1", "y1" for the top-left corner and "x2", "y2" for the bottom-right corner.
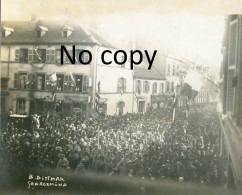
[
  {"x1": 70, "y1": 72, "x2": 76, "y2": 86},
  {"x1": 180, "y1": 70, "x2": 203, "y2": 100},
  {"x1": 34, "y1": 47, "x2": 42, "y2": 61},
  {"x1": 52, "y1": 93, "x2": 56, "y2": 101},
  {"x1": 49, "y1": 72, "x2": 57, "y2": 82}
]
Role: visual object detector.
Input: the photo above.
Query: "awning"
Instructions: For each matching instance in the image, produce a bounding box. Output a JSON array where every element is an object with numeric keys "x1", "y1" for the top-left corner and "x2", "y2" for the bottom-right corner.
[
  {"x1": 9, "y1": 114, "x2": 28, "y2": 118},
  {"x1": 64, "y1": 95, "x2": 88, "y2": 102}
]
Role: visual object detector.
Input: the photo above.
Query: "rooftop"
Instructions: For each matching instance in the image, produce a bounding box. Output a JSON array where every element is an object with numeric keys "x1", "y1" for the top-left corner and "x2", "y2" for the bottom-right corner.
[
  {"x1": 134, "y1": 67, "x2": 166, "y2": 80},
  {"x1": 1, "y1": 19, "x2": 114, "y2": 48}
]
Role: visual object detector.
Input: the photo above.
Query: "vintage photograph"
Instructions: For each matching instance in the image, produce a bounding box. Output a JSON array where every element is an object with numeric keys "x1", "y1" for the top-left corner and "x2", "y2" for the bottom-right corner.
[{"x1": 0, "y1": 0, "x2": 242, "y2": 194}]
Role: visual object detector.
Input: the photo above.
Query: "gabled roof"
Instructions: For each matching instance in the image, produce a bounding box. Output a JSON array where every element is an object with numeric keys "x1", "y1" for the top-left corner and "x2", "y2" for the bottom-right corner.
[
  {"x1": 1, "y1": 19, "x2": 114, "y2": 48},
  {"x1": 35, "y1": 25, "x2": 48, "y2": 31},
  {"x1": 134, "y1": 67, "x2": 166, "y2": 80}
]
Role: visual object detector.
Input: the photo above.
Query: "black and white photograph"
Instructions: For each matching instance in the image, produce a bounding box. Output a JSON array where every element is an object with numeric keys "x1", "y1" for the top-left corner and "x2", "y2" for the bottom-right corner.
[{"x1": 0, "y1": 0, "x2": 242, "y2": 194}]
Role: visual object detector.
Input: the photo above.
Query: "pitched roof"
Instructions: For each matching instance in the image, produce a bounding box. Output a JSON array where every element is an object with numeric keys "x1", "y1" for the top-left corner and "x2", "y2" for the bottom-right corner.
[
  {"x1": 1, "y1": 19, "x2": 114, "y2": 48},
  {"x1": 134, "y1": 67, "x2": 166, "y2": 80}
]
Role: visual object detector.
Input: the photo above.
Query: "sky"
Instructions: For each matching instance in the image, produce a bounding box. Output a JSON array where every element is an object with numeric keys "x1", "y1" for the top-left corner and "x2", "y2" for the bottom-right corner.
[{"x1": 2, "y1": 0, "x2": 242, "y2": 68}]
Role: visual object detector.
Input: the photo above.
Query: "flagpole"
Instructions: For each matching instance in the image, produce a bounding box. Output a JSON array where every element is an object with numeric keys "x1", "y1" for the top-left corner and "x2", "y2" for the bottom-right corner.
[
  {"x1": 172, "y1": 91, "x2": 177, "y2": 122},
  {"x1": 172, "y1": 107, "x2": 176, "y2": 122}
]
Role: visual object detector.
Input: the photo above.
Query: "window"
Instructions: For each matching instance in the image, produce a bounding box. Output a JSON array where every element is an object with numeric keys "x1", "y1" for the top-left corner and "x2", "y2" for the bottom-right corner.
[
  {"x1": 19, "y1": 49, "x2": 28, "y2": 63},
  {"x1": 74, "y1": 75, "x2": 83, "y2": 92},
  {"x1": 29, "y1": 49, "x2": 46, "y2": 63},
  {"x1": 171, "y1": 82, "x2": 174, "y2": 93},
  {"x1": 46, "y1": 50, "x2": 55, "y2": 63},
  {"x1": 143, "y1": 81, "x2": 150, "y2": 93},
  {"x1": 56, "y1": 74, "x2": 64, "y2": 91},
  {"x1": 45, "y1": 75, "x2": 54, "y2": 91},
  {"x1": 136, "y1": 80, "x2": 141, "y2": 94},
  {"x1": 37, "y1": 30, "x2": 41, "y2": 38},
  {"x1": 176, "y1": 66, "x2": 179, "y2": 76},
  {"x1": 56, "y1": 49, "x2": 61, "y2": 64},
  {"x1": 28, "y1": 49, "x2": 38, "y2": 63},
  {"x1": 117, "y1": 78, "x2": 126, "y2": 93},
  {"x1": 160, "y1": 83, "x2": 164, "y2": 93},
  {"x1": 152, "y1": 82, "x2": 157, "y2": 94},
  {"x1": 117, "y1": 101, "x2": 125, "y2": 115},
  {"x1": 62, "y1": 30, "x2": 68, "y2": 38},
  {"x1": 56, "y1": 49, "x2": 72, "y2": 64},
  {"x1": 64, "y1": 75, "x2": 74, "y2": 92},
  {"x1": 167, "y1": 81, "x2": 170, "y2": 92},
  {"x1": 37, "y1": 49, "x2": 46, "y2": 63},
  {"x1": 36, "y1": 74, "x2": 45, "y2": 90},
  {"x1": 82, "y1": 75, "x2": 88, "y2": 92},
  {"x1": 15, "y1": 49, "x2": 28, "y2": 63},
  {"x1": 75, "y1": 49, "x2": 90, "y2": 64},
  {"x1": 18, "y1": 73, "x2": 27, "y2": 89},
  {"x1": 27, "y1": 74, "x2": 36, "y2": 90},
  {"x1": 17, "y1": 99, "x2": 26, "y2": 114}
]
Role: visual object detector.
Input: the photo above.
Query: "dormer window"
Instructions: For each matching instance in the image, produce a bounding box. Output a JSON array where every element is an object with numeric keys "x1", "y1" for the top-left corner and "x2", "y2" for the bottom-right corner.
[
  {"x1": 35, "y1": 25, "x2": 48, "y2": 38},
  {"x1": 63, "y1": 30, "x2": 68, "y2": 38},
  {"x1": 1, "y1": 26, "x2": 14, "y2": 38},
  {"x1": 62, "y1": 25, "x2": 74, "y2": 38},
  {"x1": 36, "y1": 30, "x2": 41, "y2": 38}
]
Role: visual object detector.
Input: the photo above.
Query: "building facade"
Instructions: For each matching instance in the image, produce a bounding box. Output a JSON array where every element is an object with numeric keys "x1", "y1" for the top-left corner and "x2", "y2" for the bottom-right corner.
[
  {"x1": 219, "y1": 15, "x2": 242, "y2": 192},
  {"x1": 133, "y1": 67, "x2": 166, "y2": 113},
  {"x1": 1, "y1": 19, "x2": 134, "y2": 117}
]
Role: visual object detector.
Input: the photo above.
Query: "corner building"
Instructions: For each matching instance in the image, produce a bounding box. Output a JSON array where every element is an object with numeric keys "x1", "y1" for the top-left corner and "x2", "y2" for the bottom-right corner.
[{"x1": 1, "y1": 18, "x2": 134, "y2": 117}]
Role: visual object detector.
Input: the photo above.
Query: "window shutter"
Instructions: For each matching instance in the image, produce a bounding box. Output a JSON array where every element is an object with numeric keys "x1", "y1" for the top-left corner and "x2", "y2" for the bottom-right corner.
[
  {"x1": 46, "y1": 50, "x2": 50, "y2": 63},
  {"x1": 45, "y1": 75, "x2": 50, "y2": 91},
  {"x1": 56, "y1": 50, "x2": 61, "y2": 64},
  {"x1": 28, "y1": 49, "x2": 33, "y2": 62},
  {"x1": 46, "y1": 50, "x2": 55, "y2": 63},
  {"x1": 82, "y1": 75, "x2": 88, "y2": 92},
  {"x1": 12, "y1": 100, "x2": 16, "y2": 113},
  {"x1": 227, "y1": 19, "x2": 238, "y2": 114},
  {"x1": 14, "y1": 73, "x2": 18, "y2": 88},
  {"x1": 15, "y1": 49, "x2": 20, "y2": 62}
]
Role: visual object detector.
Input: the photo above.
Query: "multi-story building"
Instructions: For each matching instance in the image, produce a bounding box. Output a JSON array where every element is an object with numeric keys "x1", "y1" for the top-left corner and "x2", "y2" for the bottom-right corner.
[
  {"x1": 1, "y1": 18, "x2": 134, "y2": 117},
  {"x1": 165, "y1": 56, "x2": 181, "y2": 94},
  {"x1": 133, "y1": 67, "x2": 166, "y2": 112},
  {"x1": 167, "y1": 56, "x2": 217, "y2": 106},
  {"x1": 219, "y1": 15, "x2": 242, "y2": 192},
  {"x1": 95, "y1": 46, "x2": 134, "y2": 115}
]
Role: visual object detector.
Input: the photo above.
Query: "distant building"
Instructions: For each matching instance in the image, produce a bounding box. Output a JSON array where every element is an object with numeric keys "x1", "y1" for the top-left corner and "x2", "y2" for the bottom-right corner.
[
  {"x1": 160, "y1": 54, "x2": 216, "y2": 106},
  {"x1": 1, "y1": 18, "x2": 134, "y2": 117},
  {"x1": 133, "y1": 67, "x2": 166, "y2": 112}
]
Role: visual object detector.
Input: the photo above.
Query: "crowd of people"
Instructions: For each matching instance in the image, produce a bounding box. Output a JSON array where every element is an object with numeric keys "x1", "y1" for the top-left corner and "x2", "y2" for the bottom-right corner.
[{"x1": 3, "y1": 104, "x2": 221, "y2": 185}]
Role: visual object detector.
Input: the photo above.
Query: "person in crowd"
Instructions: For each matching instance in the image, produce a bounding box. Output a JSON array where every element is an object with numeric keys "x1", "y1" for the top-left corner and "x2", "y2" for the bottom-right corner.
[{"x1": 3, "y1": 104, "x2": 221, "y2": 186}]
